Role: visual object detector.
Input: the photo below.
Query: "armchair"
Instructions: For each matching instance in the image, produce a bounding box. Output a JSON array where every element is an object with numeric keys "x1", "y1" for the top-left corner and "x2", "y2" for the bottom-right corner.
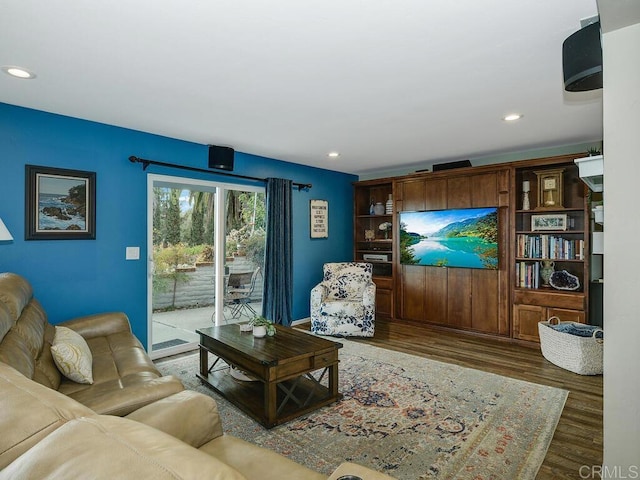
[{"x1": 310, "y1": 262, "x2": 376, "y2": 337}]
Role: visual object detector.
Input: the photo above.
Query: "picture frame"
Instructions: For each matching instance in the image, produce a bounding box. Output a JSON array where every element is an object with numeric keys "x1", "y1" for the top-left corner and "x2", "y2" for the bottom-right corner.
[
  {"x1": 25, "y1": 165, "x2": 96, "y2": 240},
  {"x1": 310, "y1": 199, "x2": 328, "y2": 238},
  {"x1": 531, "y1": 213, "x2": 568, "y2": 232}
]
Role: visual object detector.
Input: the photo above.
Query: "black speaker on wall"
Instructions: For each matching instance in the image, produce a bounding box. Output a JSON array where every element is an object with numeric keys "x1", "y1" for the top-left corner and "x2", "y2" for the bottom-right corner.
[
  {"x1": 562, "y1": 20, "x2": 602, "y2": 92},
  {"x1": 208, "y1": 145, "x2": 235, "y2": 171}
]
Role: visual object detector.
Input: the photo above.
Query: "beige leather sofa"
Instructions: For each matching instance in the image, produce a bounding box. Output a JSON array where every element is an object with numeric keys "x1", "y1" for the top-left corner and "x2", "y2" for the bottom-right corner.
[
  {"x1": 0, "y1": 272, "x2": 396, "y2": 479},
  {"x1": 0, "y1": 344, "x2": 395, "y2": 479},
  {"x1": 0, "y1": 272, "x2": 184, "y2": 415}
]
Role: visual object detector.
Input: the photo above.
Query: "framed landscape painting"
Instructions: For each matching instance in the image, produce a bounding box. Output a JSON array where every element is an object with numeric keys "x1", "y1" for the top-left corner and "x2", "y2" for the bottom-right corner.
[{"x1": 25, "y1": 165, "x2": 96, "y2": 240}]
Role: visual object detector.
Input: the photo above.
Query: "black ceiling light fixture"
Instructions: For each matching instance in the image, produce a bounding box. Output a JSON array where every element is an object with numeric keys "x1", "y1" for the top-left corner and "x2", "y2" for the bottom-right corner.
[{"x1": 562, "y1": 18, "x2": 603, "y2": 92}]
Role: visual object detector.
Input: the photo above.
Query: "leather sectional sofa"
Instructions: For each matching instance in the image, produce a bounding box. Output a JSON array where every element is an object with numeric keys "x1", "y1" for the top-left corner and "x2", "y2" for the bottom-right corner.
[
  {"x1": 0, "y1": 272, "x2": 395, "y2": 479},
  {"x1": 0, "y1": 272, "x2": 184, "y2": 416},
  {"x1": 0, "y1": 361, "x2": 393, "y2": 479}
]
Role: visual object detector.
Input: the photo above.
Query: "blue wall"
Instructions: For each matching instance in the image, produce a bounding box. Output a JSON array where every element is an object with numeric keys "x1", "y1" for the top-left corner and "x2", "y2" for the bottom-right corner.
[{"x1": 0, "y1": 103, "x2": 356, "y2": 346}]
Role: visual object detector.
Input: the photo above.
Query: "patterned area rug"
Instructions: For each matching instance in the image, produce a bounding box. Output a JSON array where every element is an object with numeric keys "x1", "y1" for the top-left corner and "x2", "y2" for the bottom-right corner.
[{"x1": 156, "y1": 339, "x2": 567, "y2": 479}]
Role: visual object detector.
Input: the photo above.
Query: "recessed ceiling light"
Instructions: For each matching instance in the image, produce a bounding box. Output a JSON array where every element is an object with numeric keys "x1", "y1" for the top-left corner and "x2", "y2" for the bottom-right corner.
[
  {"x1": 503, "y1": 113, "x2": 523, "y2": 122},
  {"x1": 327, "y1": 152, "x2": 340, "y2": 158},
  {"x1": 2, "y1": 66, "x2": 36, "y2": 79}
]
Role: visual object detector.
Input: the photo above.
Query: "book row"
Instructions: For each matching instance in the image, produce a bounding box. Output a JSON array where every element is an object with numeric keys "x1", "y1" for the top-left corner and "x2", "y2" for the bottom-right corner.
[
  {"x1": 516, "y1": 234, "x2": 585, "y2": 260},
  {"x1": 515, "y1": 261, "x2": 541, "y2": 289}
]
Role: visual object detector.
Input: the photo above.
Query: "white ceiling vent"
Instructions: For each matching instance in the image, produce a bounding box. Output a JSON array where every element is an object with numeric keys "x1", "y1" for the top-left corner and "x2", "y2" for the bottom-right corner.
[{"x1": 575, "y1": 154, "x2": 604, "y2": 192}]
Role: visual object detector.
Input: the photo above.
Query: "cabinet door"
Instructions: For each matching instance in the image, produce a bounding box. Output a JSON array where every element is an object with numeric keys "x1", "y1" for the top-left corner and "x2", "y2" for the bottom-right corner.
[
  {"x1": 447, "y1": 177, "x2": 471, "y2": 208},
  {"x1": 471, "y1": 269, "x2": 500, "y2": 334},
  {"x1": 400, "y1": 265, "x2": 426, "y2": 321},
  {"x1": 399, "y1": 180, "x2": 426, "y2": 212},
  {"x1": 425, "y1": 267, "x2": 448, "y2": 325},
  {"x1": 374, "y1": 276, "x2": 393, "y2": 318},
  {"x1": 376, "y1": 289, "x2": 393, "y2": 318},
  {"x1": 425, "y1": 179, "x2": 447, "y2": 210},
  {"x1": 447, "y1": 269, "x2": 472, "y2": 328},
  {"x1": 471, "y1": 172, "x2": 498, "y2": 207},
  {"x1": 513, "y1": 305, "x2": 585, "y2": 343},
  {"x1": 513, "y1": 304, "x2": 545, "y2": 342},
  {"x1": 547, "y1": 308, "x2": 586, "y2": 324}
]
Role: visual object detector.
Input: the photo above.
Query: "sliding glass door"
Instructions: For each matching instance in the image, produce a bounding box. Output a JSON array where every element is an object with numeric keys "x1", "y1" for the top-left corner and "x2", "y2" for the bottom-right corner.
[{"x1": 147, "y1": 174, "x2": 265, "y2": 359}]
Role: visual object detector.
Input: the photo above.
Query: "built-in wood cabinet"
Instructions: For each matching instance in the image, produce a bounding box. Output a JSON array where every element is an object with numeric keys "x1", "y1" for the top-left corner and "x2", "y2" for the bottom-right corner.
[
  {"x1": 353, "y1": 153, "x2": 592, "y2": 344},
  {"x1": 513, "y1": 303, "x2": 586, "y2": 342},
  {"x1": 353, "y1": 178, "x2": 395, "y2": 318},
  {"x1": 392, "y1": 167, "x2": 510, "y2": 336},
  {"x1": 511, "y1": 156, "x2": 589, "y2": 342}
]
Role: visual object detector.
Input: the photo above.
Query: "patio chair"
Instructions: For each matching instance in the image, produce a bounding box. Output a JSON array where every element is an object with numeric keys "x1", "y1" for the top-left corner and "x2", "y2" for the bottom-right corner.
[{"x1": 223, "y1": 267, "x2": 261, "y2": 322}]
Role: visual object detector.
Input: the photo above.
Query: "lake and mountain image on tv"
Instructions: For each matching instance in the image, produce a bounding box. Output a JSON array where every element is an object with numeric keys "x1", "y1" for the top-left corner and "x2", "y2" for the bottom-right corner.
[{"x1": 400, "y1": 207, "x2": 498, "y2": 269}]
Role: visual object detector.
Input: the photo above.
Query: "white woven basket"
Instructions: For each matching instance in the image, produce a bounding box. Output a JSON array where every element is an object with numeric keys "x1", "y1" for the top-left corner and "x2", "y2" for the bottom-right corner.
[{"x1": 538, "y1": 317, "x2": 603, "y2": 375}]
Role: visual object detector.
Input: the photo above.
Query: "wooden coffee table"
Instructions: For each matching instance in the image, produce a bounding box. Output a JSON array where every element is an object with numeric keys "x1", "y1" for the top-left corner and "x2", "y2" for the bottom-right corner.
[{"x1": 196, "y1": 324, "x2": 343, "y2": 428}]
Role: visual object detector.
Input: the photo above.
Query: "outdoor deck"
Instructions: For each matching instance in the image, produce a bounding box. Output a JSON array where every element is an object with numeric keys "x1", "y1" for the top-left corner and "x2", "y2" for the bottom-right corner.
[{"x1": 152, "y1": 301, "x2": 263, "y2": 352}]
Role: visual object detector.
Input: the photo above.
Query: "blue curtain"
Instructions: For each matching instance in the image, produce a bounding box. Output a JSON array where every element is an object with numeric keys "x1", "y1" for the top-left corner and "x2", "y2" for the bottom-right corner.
[{"x1": 262, "y1": 178, "x2": 293, "y2": 326}]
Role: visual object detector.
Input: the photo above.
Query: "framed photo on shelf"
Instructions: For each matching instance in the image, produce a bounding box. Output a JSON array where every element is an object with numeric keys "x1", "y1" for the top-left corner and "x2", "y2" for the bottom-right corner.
[
  {"x1": 25, "y1": 165, "x2": 96, "y2": 240},
  {"x1": 531, "y1": 213, "x2": 568, "y2": 232},
  {"x1": 310, "y1": 199, "x2": 328, "y2": 238}
]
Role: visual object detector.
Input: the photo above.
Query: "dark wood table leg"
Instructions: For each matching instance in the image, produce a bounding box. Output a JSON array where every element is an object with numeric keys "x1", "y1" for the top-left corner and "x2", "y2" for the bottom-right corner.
[
  {"x1": 199, "y1": 345, "x2": 208, "y2": 377},
  {"x1": 265, "y1": 378, "x2": 278, "y2": 427},
  {"x1": 328, "y1": 362, "x2": 339, "y2": 398}
]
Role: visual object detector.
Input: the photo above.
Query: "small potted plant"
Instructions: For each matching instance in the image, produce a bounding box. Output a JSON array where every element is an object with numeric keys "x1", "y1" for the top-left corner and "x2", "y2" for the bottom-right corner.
[
  {"x1": 249, "y1": 316, "x2": 276, "y2": 338},
  {"x1": 587, "y1": 146, "x2": 601, "y2": 156}
]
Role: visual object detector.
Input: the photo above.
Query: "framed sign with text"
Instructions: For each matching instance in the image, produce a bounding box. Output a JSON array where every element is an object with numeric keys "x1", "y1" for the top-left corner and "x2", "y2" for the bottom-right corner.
[{"x1": 310, "y1": 199, "x2": 328, "y2": 238}]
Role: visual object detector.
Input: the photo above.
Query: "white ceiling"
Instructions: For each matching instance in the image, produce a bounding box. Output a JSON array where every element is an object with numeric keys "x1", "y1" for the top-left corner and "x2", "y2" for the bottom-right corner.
[{"x1": 1, "y1": 0, "x2": 607, "y2": 176}]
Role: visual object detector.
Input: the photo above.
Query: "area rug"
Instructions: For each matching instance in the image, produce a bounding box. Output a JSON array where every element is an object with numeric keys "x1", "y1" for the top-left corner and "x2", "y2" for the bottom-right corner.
[{"x1": 156, "y1": 340, "x2": 567, "y2": 479}]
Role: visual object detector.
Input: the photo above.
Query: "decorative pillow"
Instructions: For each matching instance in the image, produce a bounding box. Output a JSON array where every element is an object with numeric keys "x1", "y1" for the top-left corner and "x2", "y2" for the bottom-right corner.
[
  {"x1": 320, "y1": 301, "x2": 365, "y2": 317},
  {"x1": 326, "y1": 274, "x2": 368, "y2": 300},
  {"x1": 323, "y1": 263, "x2": 373, "y2": 300},
  {"x1": 50, "y1": 326, "x2": 94, "y2": 384}
]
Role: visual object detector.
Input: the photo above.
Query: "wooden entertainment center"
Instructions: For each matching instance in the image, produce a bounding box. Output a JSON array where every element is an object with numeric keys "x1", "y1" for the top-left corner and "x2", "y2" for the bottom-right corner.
[{"x1": 354, "y1": 153, "x2": 591, "y2": 343}]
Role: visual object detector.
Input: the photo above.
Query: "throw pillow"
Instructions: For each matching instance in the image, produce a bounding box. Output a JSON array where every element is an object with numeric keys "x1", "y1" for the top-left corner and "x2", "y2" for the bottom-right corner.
[{"x1": 50, "y1": 326, "x2": 94, "y2": 384}]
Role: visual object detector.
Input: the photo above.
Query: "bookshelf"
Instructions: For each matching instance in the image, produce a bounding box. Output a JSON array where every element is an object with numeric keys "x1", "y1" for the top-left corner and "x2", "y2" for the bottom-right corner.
[
  {"x1": 353, "y1": 178, "x2": 395, "y2": 318},
  {"x1": 512, "y1": 157, "x2": 590, "y2": 342}
]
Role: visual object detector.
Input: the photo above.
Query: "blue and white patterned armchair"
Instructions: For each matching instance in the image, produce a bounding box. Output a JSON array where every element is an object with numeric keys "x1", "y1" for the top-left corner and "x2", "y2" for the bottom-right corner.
[{"x1": 310, "y1": 262, "x2": 376, "y2": 337}]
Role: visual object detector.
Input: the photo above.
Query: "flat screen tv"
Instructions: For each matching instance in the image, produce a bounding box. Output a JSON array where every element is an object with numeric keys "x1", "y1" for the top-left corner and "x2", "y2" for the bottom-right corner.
[{"x1": 399, "y1": 207, "x2": 498, "y2": 269}]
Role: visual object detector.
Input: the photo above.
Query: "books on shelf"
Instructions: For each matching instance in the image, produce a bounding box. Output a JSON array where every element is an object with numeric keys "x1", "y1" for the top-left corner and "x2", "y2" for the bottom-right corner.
[
  {"x1": 516, "y1": 234, "x2": 584, "y2": 260},
  {"x1": 516, "y1": 261, "x2": 540, "y2": 289}
]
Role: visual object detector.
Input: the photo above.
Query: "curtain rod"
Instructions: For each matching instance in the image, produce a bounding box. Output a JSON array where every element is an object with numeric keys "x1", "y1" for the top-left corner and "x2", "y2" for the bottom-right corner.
[{"x1": 128, "y1": 156, "x2": 312, "y2": 191}]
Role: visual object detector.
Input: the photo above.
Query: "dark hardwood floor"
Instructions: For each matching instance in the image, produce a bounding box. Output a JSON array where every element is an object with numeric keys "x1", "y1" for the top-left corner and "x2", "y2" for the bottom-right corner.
[{"x1": 301, "y1": 318, "x2": 603, "y2": 480}]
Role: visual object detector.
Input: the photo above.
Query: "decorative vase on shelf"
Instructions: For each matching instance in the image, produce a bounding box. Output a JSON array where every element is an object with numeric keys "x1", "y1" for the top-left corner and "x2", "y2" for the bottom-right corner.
[
  {"x1": 369, "y1": 201, "x2": 375, "y2": 215},
  {"x1": 385, "y1": 194, "x2": 393, "y2": 214},
  {"x1": 540, "y1": 260, "x2": 555, "y2": 287},
  {"x1": 373, "y1": 202, "x2": 385, "y2": 215},
  {"x1": 379, "y1": 222, "x2": 392, "y2": 240},
  {"x1": 522, "y1": 180, "x2": 531, "y2": 211}
]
